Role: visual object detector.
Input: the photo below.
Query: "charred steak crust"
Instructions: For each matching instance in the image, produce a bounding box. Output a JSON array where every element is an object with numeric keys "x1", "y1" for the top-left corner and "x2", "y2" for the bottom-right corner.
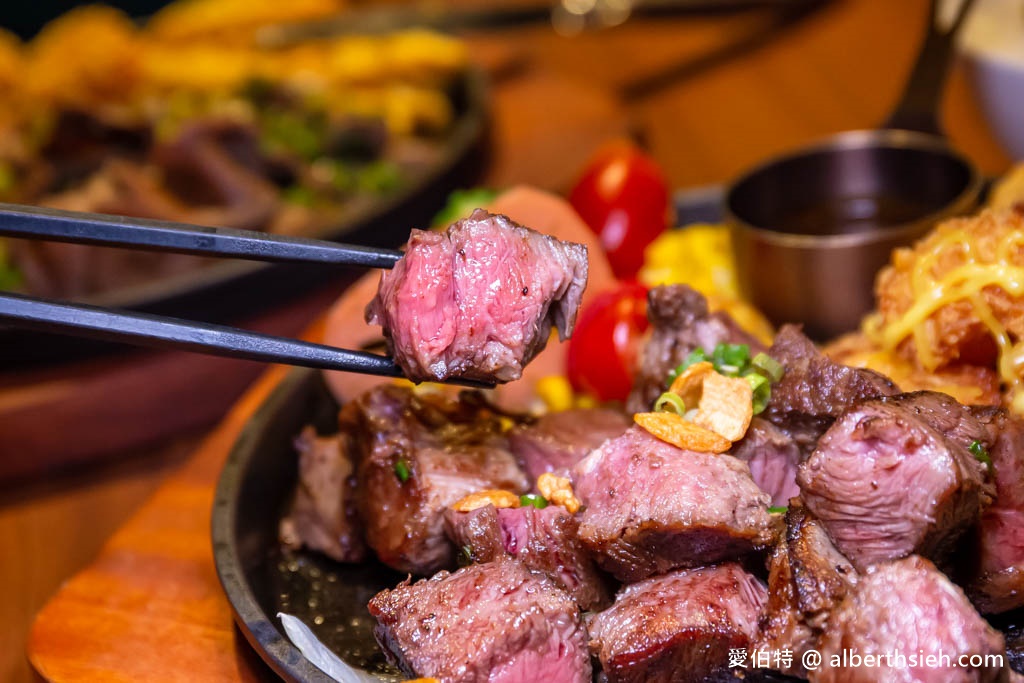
[
  {"x1": 573, "y1": 426, "x2": 773, "y2": 582},
  {"x1": 365, "y1": 209, "x2": 589, "y2": 384},
  {"x1": 444, "y1": 503, "x2": 611, "y2": 611},
  {"x1": 765, "y1": 325, "x2": 899, "y2": 452},
  {"x1": 347, "y1": 385, "x2": 529, "y2": 575},
  {"x1": 813, "y1": 555, "x2": 1006, "y2": 683},
  {"x1": 508, "y1": 407, "x2": 631, "y2": 481},
  {"x1": 627, "y1": 284, "x2": 765, "y2": 414},
  {"x1": 587, "y1": 564, "x2": 767, "y2": 683},
  {"x1": 278, "y1": 426, "x2": 367, "y2": 563},
  {"x1": 367, "y1": 556, "x2": 592, "y2": 683},
  {"x1": 798, "y1": 392, "x2": 990, "y2": 572},
  {"x1": 756, "y1": 504, "x2": 858, "y2": 678}
]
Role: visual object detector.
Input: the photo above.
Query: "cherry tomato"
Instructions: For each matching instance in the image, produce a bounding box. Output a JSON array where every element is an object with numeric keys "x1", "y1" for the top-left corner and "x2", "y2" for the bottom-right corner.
[
  {"x1": 568, "y1": 141, "x2": 670, "y2": 279},
  {"x1": 567, "y1": 282, "x2": 650, "y2": 402}
]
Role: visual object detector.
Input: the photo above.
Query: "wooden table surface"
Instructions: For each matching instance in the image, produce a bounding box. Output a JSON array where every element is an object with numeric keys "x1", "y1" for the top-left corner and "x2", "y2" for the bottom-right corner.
[{"x1": 6, "y1": 1, "x2": 1014, "y2": 681}]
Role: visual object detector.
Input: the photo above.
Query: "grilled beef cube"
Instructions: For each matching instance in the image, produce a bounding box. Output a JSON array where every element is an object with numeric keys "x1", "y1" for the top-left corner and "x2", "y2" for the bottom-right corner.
[
  {"x1": 508, "y1": 407, "x2": 631, "y2": 481},
  {"x1": 626, "y1": 284, "x2": 765, "y2": 413},
  {"x1": 444, "y1": 503, "x2": 611, "y2": 610},
  {"x1": 814, "y1": 555, "x2": 1006, "y2": 683},
  {"x1": 587, "y1": 564, "x2": 767, "y2": 683},
  {"x1": 729, "y1": 417, "x2": 803, "y2": 508},
  {"x1": 368, "y1": 556, "x2": 591, "y2": 683},
  {"x1": 573, "y1": 426, "x2": 774, "y2": 582},
  {"x1": 969, "y1": 408, "x2": 1024, "y2": 614},
  {"x1": 347, "y1": 385, "x2": 529, "y2": 575},
  {"x1": 365, "y1": 209, "x2": 589, "y2": 384},
  {"x1": 756, "y1": 504, "x2": 858, "y2": 678},
  {"x1": 278, "y1": 427, "x2": 367, "y2": 562},
  {"x1": 766, "y1": 325, "x2": 899, "y2": 452},
  {"x1": 798, "y1": 392, "x2": 990, "y2": 572}
]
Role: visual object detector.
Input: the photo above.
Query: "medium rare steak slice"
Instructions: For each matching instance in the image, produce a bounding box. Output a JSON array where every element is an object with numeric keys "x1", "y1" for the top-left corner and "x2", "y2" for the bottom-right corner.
[
  {"x1": 587, "y1": 564, "x2": 767, "y2": 683},
  {"x1": 347, "y1": 385, "x2": 529, "y2": 575},
  {"x1": 756, "y1": 504, "x2": 858, "y2": 678},
  {"x1": 365, "y1": 209, "x2": 589, "y2": 384},
  {"x1": 798, "y1": 392, "x2": 989, "y2": 572},
  {"x1": 278, "y1": 427, "x2": 366, "y2": 562},
  {"x1": 368, "y1": 556, "x2": 591, "y2": 683},
  {"x1": 626, "y1": 284, "x2": 764, "y2": 413},
  {"x1": 766, "y1": 325, "x2": 899, "y2": 451},
  {"x1": 573, "y1": 426, "x2": 774, "y2": 582},
  {"x1": 813, "y1": 555, "x2": 1006, "y2": 683},
  {"x1": 729, "y1": 417, "x2": 803, "y2": 508},
  {"x1": 969, "y1": 408, "x2": 1024, "y2": 614},
  {"x1": 508, "y1": 407, "x2": 631, "y2": 480},
  {"x1": 444, "y1": 503, "x2": 611, "y2": 610}
]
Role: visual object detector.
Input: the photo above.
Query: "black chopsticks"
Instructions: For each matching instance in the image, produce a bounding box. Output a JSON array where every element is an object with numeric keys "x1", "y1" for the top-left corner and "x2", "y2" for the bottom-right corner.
[
  {"x1": 0, "y1": 203, "x2": 492, "y2": 388},
  {"x1": 0, "y1": 290, "x2": 416, "y2": 378},
  {"x1": 0, "y1": 203, "x2": 403, "y2": 268}
]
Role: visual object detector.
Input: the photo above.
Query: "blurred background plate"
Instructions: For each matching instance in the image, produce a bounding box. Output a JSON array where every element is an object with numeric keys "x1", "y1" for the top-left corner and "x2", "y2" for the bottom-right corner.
[{"x1": 0, "y1": 68, "x2": 489, "y2": 369}]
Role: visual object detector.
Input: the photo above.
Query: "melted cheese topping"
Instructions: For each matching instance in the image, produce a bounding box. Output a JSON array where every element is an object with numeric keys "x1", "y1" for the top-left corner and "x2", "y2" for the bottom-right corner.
[{"x1": 863, "y1": 224, "x2": 1024, "y2": 402}]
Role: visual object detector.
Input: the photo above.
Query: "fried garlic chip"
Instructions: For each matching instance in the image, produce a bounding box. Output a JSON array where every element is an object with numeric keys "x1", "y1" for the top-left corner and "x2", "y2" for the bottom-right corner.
[
  {"x1": 450, "y1": 489, "x2": 520, "y2": 512},
  {"x1": 634, "y1": 412, "x2": 732, "y2": 454},
  {"x1": 668, "y1": 361, "x2": 753, "y2": 441}
]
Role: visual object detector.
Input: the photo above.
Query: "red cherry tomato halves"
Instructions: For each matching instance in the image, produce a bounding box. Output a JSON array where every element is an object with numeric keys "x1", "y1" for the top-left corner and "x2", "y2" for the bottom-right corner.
[
  {"x1": 569, "y1": 142, "x2": 669, "y2": 279},
  {"x1": 567, "y1": 282, "x2": 650, "y2": 402}
]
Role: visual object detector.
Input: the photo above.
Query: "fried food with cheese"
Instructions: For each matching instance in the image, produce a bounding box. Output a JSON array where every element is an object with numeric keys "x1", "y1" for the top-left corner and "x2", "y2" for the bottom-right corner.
[
  {"x1": 870, "y1": 208, "x2": 1024, "y2": 371},
  {"x1": 865, "y1": 208, "x2": 1024, "y2": 412},
  {"x1": 825, "y1": 332, "x2": 1001, "y2": 407}
]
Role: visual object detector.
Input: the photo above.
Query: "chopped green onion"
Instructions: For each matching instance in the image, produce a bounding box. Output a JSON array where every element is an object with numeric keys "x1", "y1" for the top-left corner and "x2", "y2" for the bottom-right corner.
[
  {"x1": 458, "y1": 544, "x2": 473, "y2": 567},
  {"x1": 768, "y1": 506, "x2": 788, "y2": 514},
  {"x1": 394, "y1": 459, "x2": 411, "y2": 483},
  {"x1": 747, "y1": 373, "x2": 771, "y2": 415},
  {"x1": 712, "y1": 343, "x2": 750, "y2": 376},
  {"x1": 669, "y1": 347, "x2": 709, "y2": 382},
  {"x1": 752, "y1": 352, "x2": 784, "y2": 383},
  {"x1": 654, "y1": 392, "x2": 687, "y2": 415},
  {"x1": 969, "y1": 440, "x2": 991, "y2": 468},
  {"x1": 520, "y1": 493, "x2": 548, "y2": 509},
  {"x1": 664, "y1": 343, "x2": 781, "y2": 415}
]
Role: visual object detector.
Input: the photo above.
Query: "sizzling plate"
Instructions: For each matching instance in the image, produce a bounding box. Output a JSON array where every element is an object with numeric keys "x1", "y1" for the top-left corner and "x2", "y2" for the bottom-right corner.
[{"x1": 209, "y1": 186, "x2": 731, "y2": 681}]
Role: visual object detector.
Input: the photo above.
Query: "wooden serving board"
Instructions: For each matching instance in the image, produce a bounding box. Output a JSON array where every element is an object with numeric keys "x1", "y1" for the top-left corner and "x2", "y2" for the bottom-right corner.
[{"x1": 27, "y1": 361, "x2": 288, "y2": 683}]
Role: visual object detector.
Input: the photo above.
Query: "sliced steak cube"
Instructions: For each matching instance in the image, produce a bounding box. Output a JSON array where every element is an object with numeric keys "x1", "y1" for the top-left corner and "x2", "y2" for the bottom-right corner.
[
  {"x1": 729, "y1": 417, "x2": 803, "y2": 508},
  {"x1": 587, "y1": 563, "x2": 767, "y2": 683},
  {"x1": 365, "y1": 209, "x2": 589, "y2": 384},
  {"x1": 508, "y1": 407, "x2": 631, "y2": 481},
  {"x1": 347, "y1": 385, "x2": 529, "y2": 575},
  {"x1": 766, "y1": 325, "x2": 899, "y2": 451},
  {"x1": 278, "y1": 426, "x2": 367, "y2": 563},
  {"x1": 798, "y1": 392, "x2": 990, "y2": 572},
  {"x1": 814, "y1": 555, "x2": 1006, "y2": 683},
  {"x1": 756, "y1": 504, "x2": 858, "y2": 678},
  {"x1": 626, "y1": 284, "x2": 765, "y2": 414},
  {"x1": 573, "y1": 426, "x2": 774, "y2": 582},
  {"x1": 969, "y1": 408, "x2": 1024, "y2": 614},
  {"x1": 368, "y1": 556, "x2": 591, "y2": 683},
  {"x1": 444, "y1": 503, "x2": 611, "y2": 610}
]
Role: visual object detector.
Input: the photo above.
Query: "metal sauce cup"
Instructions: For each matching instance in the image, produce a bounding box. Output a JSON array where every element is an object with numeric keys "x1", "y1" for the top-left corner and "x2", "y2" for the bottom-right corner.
[{"x1": 725, "y1": 0, "x2": 981, "y2": 340}]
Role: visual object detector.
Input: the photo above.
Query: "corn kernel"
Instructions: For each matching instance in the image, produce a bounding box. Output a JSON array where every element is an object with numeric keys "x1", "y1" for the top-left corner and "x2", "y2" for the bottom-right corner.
[{"x1": 536, "y1": 375, "x2": 574, "y2": 413}]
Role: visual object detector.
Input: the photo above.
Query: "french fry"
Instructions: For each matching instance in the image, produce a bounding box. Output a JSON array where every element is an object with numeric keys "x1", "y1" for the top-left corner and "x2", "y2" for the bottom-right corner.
[
  {"x1": 450, "y1": 489, "x2": 520, "y2": 512},
  {"x1": 634, "y1": 411, "x2": 732, "y2": 453}
]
